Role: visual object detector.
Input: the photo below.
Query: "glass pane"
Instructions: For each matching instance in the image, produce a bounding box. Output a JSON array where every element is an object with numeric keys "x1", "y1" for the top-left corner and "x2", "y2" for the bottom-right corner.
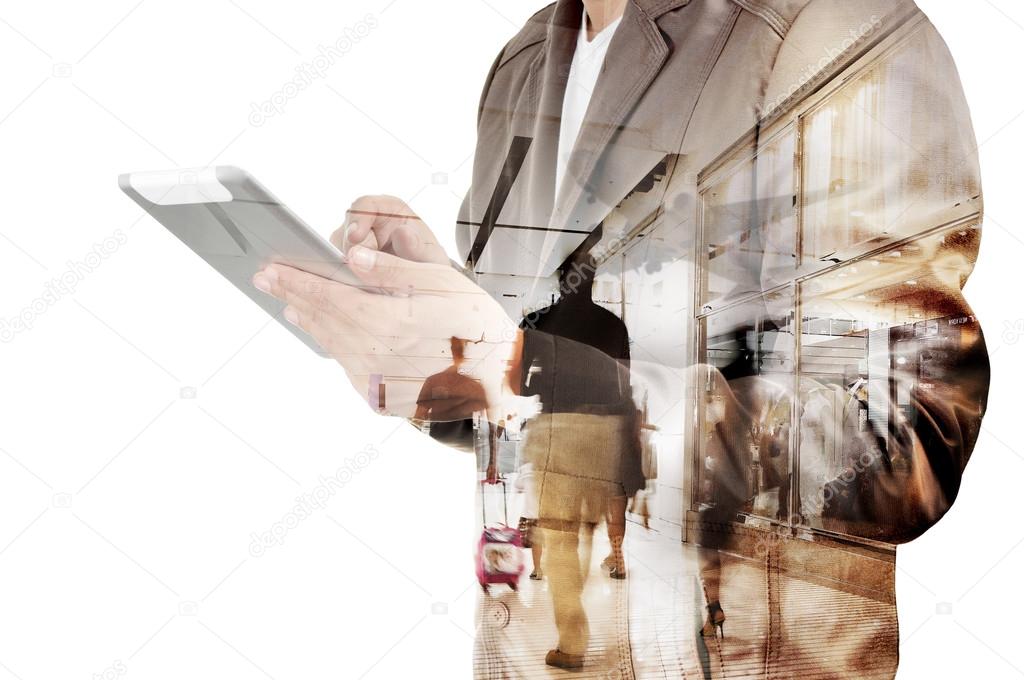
[
  {"x1": 621, "y1": 219, "x2": 695, "y2": 526},
  {"x1": 757, "y1": 128, "x2": 798, "y2": 290},
  {"x1": 801, "y1": 27, "x2": 981, "y2": 266},
  {"x1": 701, "y1": 151, "x2": 756, "y2": 307},
  {"x1": 696, "y1": 289, "x2": 795, "y2": 522},
  {"x1": 796, "y1": 223, "x2": 983, "y2": 538},
  {"x1": 700, "y1": 128, "x2": 796, "y2": 308}
]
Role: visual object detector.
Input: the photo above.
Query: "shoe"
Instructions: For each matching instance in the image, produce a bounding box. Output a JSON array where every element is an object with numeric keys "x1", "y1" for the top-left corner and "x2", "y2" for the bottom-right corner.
[
  {"x1": 545, "y1": 649, "x2": 584, "y2": 669},
  {"x1": 700, "y1": 601, "x2": 726, "y2": 639},
  {"x1": 602, "y1": 552, "x2": 626, "y2": 579},
  {"x1": 530, "y1": 569, "x2": 543, "y2": 580}
]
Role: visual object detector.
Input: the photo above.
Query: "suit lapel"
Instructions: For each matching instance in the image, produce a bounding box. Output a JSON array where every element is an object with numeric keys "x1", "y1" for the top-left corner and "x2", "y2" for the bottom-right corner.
[
  {"x1": 474, "y1": 0, "x2": 734, "y2": 279},
  {"x1": 550, "y1": 0, "x2": 692, "y2": 231}
]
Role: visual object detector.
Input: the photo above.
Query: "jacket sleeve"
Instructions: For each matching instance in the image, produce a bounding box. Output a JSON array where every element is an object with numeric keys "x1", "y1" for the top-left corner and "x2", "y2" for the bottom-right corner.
[
  {"x1": 767, "y1": 4, "x2": 990, "y2": 543},
  {"x1": 457, "y1": 5, "x2": 554, "y2": 264}
]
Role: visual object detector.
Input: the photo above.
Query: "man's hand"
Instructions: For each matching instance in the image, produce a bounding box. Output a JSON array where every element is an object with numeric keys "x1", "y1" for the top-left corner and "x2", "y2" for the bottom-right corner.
[
  {"x1": 252, "y1": 245, "x2": 521, "y2": 418},
  {"x1": 332, "y1": 195, "x2": 450, "y2": 266}
]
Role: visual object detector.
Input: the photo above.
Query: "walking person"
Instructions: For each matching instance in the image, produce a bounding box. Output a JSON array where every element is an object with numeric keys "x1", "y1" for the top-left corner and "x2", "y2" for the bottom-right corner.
[
  {"x1": 518, "y1": 248, "x2": 642, "y2": 667},
  {"x1": 514, "y1": 462, "x2": 544, "y2": 580}
]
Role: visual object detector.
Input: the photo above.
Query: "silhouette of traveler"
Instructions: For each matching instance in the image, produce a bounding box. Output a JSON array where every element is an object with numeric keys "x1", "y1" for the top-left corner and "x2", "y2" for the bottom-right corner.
[
  {"x1": 413, "y1": 337, "x2": 489, "y2": 449},
  {"x1": 519, "y1": 248, "x2": 643, "y2": 668}
]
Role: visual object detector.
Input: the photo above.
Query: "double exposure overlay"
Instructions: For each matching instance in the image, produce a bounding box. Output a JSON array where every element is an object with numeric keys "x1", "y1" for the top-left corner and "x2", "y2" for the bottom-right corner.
[{"x1": 257, "y1": 1, "x2": 988, "y2": 677}]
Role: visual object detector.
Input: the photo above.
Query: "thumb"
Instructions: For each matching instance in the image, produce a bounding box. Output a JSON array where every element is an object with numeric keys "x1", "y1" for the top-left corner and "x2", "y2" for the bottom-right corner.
[{"x1": 391, "y1": 224, "x2": 451, "y2": 266}]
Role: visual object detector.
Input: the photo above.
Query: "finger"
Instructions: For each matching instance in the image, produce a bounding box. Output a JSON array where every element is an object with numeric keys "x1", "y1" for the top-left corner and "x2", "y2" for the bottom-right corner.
[
  {"x1": 271, "y1": 280, "x2": 385, "y2": 361},
  {"x1": 254, "y1": 265, "x2": 362, "y2": 337},
  {"x1": 330, "y1": 223, "x2": 378, "y2": 252},
  {"x1": 257, "y1": 264, "x2": 409, "y2": 340},
  {"x1": 390, "y1": 222, "x2": 450, "y2": 266},
  {"x1": 253, "y1": 267, "x2": 476, "y2": 395},
  {"x1": 347, "y1": 246, "x2": 477, "y2": 297},
  {"x1": 254, "y1": 264, "x2": 343, "y2": 307},
  {"x1": 253, "y1": 266, "x2": 343, "y2": 339},
  {"x1": 344, "y1": 195, "x2": 417, "y2": 252},
  {"x1": 343, "y1": 196, "x2": 448, "y2": 265}
]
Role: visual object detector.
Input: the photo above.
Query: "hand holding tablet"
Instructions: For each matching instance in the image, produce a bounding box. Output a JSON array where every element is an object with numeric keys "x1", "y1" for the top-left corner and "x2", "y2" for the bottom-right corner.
[
  {"x1": 122, "y1": 165, "x2": 520, "y2": 416},
  {"x1": 120, "y1": 166, "x2": 362, "y2": 355}
]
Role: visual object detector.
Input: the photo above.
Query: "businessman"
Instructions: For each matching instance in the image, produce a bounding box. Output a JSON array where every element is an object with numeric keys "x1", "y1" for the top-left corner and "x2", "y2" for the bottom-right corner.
[{"x1": 254, "y1": 0, "x2": 989, "y2": 675}]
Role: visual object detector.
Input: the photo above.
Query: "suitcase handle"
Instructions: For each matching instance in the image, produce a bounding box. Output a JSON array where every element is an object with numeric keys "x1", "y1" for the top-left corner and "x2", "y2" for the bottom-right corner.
[{"x1": 480, "y1": 478, "x2": 509, "y2": 526}]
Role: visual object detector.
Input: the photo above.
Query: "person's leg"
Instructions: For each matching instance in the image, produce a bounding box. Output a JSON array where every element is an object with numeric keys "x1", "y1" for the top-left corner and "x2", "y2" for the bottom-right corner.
[
  {"x1": 605, "y1": 495, "x2": 628, "y2": 578},
  {"x1": 697, "y1": 519, "x2": 728, "y2": 637},
  {"x1": 578, "y1": 520, "x2": 594, "y2": 577},
  {"x1": 690, "y1": 363, "x2": 759, "y2": 637},
  {"x1": 530, "y1": 522, "x2": 544, "y2": 579},
  {"x1": 698, "y1": 546, "x2": 721, "y2": 600},
  {"x1": 777, "y1": 473, "x2": 791, "y2": 523},
  {"x1": 540, "y1": 520, "x2": 589, "y2": 660}
]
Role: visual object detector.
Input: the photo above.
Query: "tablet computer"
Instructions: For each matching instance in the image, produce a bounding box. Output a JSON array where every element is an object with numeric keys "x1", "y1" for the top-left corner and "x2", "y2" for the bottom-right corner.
[{"x1": 119, "y1": 165, "x2": 356, "y2": 356}]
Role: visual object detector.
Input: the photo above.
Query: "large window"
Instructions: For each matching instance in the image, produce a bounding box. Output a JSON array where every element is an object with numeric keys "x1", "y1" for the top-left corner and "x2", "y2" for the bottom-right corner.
[
  {"x1": 795, "y1": 223, "x2": 981, "y2": 538},
  {"x1": 692, "y1": 18, "x2": 983, "y2": 544},
  {"x1": 696, "y1": 289, "x2": 795, "y2": 523},
  {"x1": 800, "y1": 26, "x2": 980, "y2": 269},
  {"x1": 699, "y1": 126, "x2": 796, "y2": 310}
]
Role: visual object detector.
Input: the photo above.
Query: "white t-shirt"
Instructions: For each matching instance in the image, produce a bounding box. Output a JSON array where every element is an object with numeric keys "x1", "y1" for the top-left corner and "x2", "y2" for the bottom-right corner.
[{"x1": 554, "y1": 13, "x2": 623, "y2": 199}]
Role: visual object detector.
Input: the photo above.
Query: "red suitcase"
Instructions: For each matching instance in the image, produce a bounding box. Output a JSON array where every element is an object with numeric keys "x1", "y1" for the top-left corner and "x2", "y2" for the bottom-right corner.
[{"x1": 476, "y1": 479, "x2": 524, "y2": 593}]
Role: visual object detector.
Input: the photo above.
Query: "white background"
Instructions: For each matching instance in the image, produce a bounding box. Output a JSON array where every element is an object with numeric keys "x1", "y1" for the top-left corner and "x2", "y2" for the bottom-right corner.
[{"x1": 0, "y1": 1, "x2": 1021, "y2": 678}]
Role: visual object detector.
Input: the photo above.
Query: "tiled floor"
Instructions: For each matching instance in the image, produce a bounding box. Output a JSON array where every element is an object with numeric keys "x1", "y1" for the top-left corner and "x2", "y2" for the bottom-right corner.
[{"x1": 473, "y1": 522, "x2": 898, "y2": 679}]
